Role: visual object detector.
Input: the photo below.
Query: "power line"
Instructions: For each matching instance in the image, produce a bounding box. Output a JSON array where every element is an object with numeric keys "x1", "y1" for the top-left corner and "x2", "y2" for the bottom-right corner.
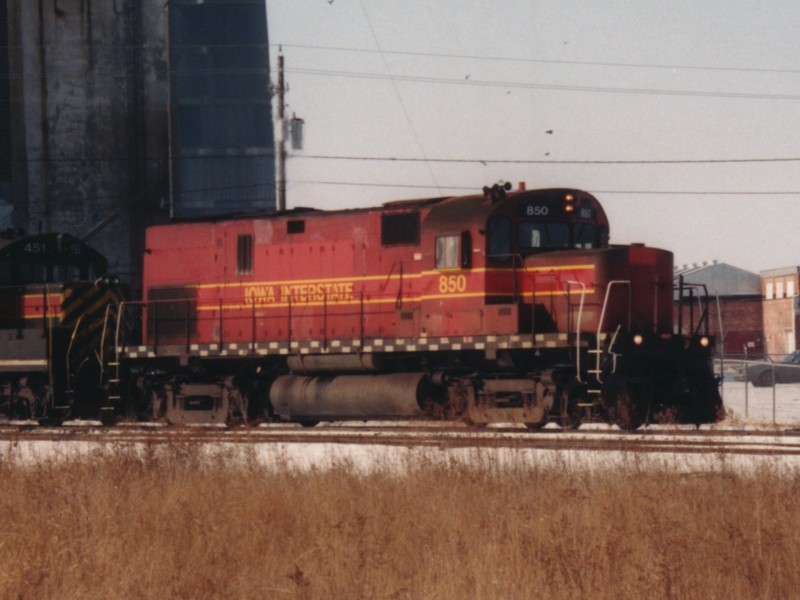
[
  {"x1": 19, "y1": 181, "x2": 275, "y2": 211},
  {"x1": 276, "y1": 43, "x2": 800, "y2": 76},
  {"x1": 287, "y1": 67, "x2": 800, "y2": 101},
  {"x1": 294, "y1": 179, "x2": 800, "y2": 196},
  {"x1": 6, "y1": 38, "x2": 796, "y2": 76},
  {"x1": 357, "y1": 0, "x2": 441, "y2": 192},
  {"x1": 14, "y1": 153, "x2": 800, "y2": 166},
  {"x1": 298, "y1": 155, "x2": 800, "y2": 165}
]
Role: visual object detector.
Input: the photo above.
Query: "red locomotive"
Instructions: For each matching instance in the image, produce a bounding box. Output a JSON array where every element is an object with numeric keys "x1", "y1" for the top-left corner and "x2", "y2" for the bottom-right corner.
[{"x1": 111, "y1": 184, "x2": 723, "y2": 429}]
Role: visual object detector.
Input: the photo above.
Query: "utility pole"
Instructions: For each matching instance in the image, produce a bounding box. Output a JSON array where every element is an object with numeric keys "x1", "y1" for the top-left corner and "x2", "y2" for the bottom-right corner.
[
  {"x1": 272, "y1": 48, "x2": 303, "y2": 212},
  {"x1": 275, "y1": 49, "x2": 287, "y2": 212}
]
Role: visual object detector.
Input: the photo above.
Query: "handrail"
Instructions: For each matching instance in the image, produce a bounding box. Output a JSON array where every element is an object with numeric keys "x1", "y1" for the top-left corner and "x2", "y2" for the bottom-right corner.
[
  {"x1": 44, "y1": 284, "x2": 54, "y2": 398},
  {"x1": 379, "y1": 261, "x2": 406, "y2": 309},
  {"x1": 594, "y1": 281, "x2": 632, "y2": 384},
  {"x1": 597, "y1": 280, "x2": 632, "y2": 336},
  {"x1": 565, "y1": 280, "x2": 587, "y2": 383},
  {"x1": 99, "y1": 303, "x2": 112, "y2": 374},
  {"x1": 113, "y1": 300, "x2": 126, "y2": 386},
  {"x1": 66, "y1": 314, "x2": 85, "y2": 389},
  {"x1": 116, "y1": 290, "x2": 417, "y2": 355},
  {"x1": 675, "y1": 279, "x2": 712, "y2": 337}
]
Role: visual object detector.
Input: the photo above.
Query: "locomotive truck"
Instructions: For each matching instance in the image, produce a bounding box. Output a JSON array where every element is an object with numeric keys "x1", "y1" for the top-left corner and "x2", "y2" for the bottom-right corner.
[{"x1": 109, "y1": 184, "x2": 723, "y2": 430}]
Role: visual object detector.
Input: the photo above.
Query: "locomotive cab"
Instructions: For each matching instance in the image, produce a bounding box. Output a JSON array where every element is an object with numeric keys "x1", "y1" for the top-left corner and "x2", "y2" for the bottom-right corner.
[
  {"x1": 472, "y1": 187, "x2": 720, "y2": 428},
  {"x1": 485, "y1": 188, "x2": 610, "y2": 261}
]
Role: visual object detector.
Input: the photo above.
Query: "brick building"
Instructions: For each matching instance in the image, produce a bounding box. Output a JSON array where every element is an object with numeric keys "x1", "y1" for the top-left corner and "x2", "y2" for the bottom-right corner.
[
  {"x1": 674, "y1": 261, "x2": 763, "y2": 359},
  {"x1": 760, "y1": 266, "x2": 800, "y2": 359}
]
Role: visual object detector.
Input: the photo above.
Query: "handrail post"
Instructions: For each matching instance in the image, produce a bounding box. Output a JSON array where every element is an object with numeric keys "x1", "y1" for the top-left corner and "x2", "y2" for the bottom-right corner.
[
  {"x1": 99, "y1": 303, "x2": 113, "y2": 378},
  {"x1": 566, "y1": 280, "x2": 586, "y2": 383},
  {"x1": 185, "y1": 299, "x2": 191, "y2": 354},
  {"x1": 395, "y1": 262, "x2": 404, "y2": 309},
  {"x1": 251, "y1": 300, "x2": 256, "y2": 353},
  {"x1": 287, "y1": 294, "x2": 292, "y2": 348},
  {"x1": 113, "y1": 300, "x2": 126, "y2": 387},
  {"x1": 360, "y1": 291, "x2": 365, "y2": 348},
  {"x1": 323, "y1": 292, "x2": 328, "y2": 349},
  {"x1": 566, "y1": 281, "x2": 572, "y2": 335},
  {"x1": 153, "y1": 300, "x2": 159, "y2": 355},
  {"x1": 678, "y1": 274, "x2": 684, "y2": 335},
  {"x1": 530, "y1": 270, "x2": 536, "y2": 344},
  {"x1": 653, "y1": 279, "x2": 659, "y2": 334},
  {"x1": 218, "y1": 298, "x2": 223, "y2": 347}
]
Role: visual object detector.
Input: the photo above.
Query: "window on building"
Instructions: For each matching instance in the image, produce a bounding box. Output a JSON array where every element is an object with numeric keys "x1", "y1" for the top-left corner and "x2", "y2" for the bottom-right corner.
[
  {"x1": 237, "y1": 234, "x2": 253, "y2": 275},
  {"x1": 777, "y1": 281, "x2": 784, "y2": 299},
  {"x1": 765, "y1": 282, "x2": 773, "y2": 300},
  {"x1": 788, "y1": 280, "x2": 796, "y2": 298}
]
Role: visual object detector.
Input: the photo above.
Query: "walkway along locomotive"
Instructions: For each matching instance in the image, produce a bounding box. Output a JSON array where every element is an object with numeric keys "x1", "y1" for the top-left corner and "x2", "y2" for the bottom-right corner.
[
  {"x1": 0, "y1": 233, "x2": 123, "y2": 422},
  {"x1": 110, "y1": 185, "x2": 723, "y2": 430}
]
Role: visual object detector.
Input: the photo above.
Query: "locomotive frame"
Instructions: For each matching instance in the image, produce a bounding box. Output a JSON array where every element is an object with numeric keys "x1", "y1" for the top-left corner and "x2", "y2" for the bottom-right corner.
[{"x1": 107, "y1": 184, "x2": 723, "y2": 430}]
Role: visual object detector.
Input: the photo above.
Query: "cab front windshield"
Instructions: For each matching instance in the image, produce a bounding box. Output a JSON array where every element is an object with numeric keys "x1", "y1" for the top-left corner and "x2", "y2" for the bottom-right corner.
[
  {"x1": 517, "y1": 221, "x2": 599, "y2": 250},
  {"x1": 486, "y1": 217, "x2": 604, "y2": 259}
]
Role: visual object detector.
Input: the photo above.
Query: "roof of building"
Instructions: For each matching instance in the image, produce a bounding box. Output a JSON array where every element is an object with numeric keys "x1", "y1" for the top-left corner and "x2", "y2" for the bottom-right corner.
[
  {"x1": 673, "y1": 261, "x2": 761, "y2": 297},
  {"x1": 760, "y1": 265, "x2": 800, "y2": 277}
]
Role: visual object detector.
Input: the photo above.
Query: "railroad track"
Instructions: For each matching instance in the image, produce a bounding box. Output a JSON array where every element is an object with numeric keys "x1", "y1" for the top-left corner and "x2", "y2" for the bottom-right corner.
[{"x1": 1, "y1": 421, "x2": 799, "y2": 459}]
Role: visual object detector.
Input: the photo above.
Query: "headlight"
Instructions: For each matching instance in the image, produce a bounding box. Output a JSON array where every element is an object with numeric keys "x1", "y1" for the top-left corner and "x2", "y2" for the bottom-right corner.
[{"x1": 632, "y1": 334, "x2": 644, "y2": 346}]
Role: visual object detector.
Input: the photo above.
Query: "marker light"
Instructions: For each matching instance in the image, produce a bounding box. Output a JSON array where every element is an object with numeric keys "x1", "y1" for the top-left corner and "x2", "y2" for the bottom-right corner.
[
  {"x1": 633, "y1": 334, "x2": 644, "y2": 346},
  {"x1": 565, "y1": 193, "x2": 575, "y2": 212}
]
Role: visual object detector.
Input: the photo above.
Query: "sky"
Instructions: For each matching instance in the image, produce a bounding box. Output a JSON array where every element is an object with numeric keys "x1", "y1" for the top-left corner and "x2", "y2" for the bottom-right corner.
[{"x1": 266, "y1": 1, "x2": 800, "y2": 274}]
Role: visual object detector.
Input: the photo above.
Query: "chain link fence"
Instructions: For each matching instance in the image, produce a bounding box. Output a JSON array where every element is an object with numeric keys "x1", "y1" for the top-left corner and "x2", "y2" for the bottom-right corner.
[{"x1": 716, "y1": 355, "x2": 800, "y2": 427}]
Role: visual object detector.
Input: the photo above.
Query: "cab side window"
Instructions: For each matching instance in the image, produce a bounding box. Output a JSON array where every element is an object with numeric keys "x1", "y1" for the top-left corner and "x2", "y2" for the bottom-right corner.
[
  {"x1": 487, "y1": 217, "x2": 511, "y2": 259},
  {"x1": 435, "y1": 235, "x2": 459, "y2": 269}
]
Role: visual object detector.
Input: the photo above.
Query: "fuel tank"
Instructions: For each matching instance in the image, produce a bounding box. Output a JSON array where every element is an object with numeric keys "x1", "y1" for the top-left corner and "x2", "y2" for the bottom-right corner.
[{"x1": 269, "y1": 372, "x2": 431, "y2": 420}]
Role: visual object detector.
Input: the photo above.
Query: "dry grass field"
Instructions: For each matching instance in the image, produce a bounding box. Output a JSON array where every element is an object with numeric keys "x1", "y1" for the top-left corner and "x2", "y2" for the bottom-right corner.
[{"x1": 0, "y1": 443, "x2": 798, "y2": 599}]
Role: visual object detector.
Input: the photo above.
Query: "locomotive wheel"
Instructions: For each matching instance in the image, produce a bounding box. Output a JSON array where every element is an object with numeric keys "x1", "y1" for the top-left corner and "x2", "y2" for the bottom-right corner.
[
  {"x1": 72, "y1": 359, "x2": 103, "y2": 420},
  {"x1": 615, "y1": 395, "x2": 642, "y2": 431},
  {"x1": 605, "y1": 375, "x2": 647, "y2": 431},
  {"x1": 556, "y1": 384, "x2": 583, "y2": 430},
  {"x1": 298, "y1": 420, "x2": 320, "y2": 428},
  {"x1": 686, "y1": 373, "x2": 725, "y2": 426}
]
